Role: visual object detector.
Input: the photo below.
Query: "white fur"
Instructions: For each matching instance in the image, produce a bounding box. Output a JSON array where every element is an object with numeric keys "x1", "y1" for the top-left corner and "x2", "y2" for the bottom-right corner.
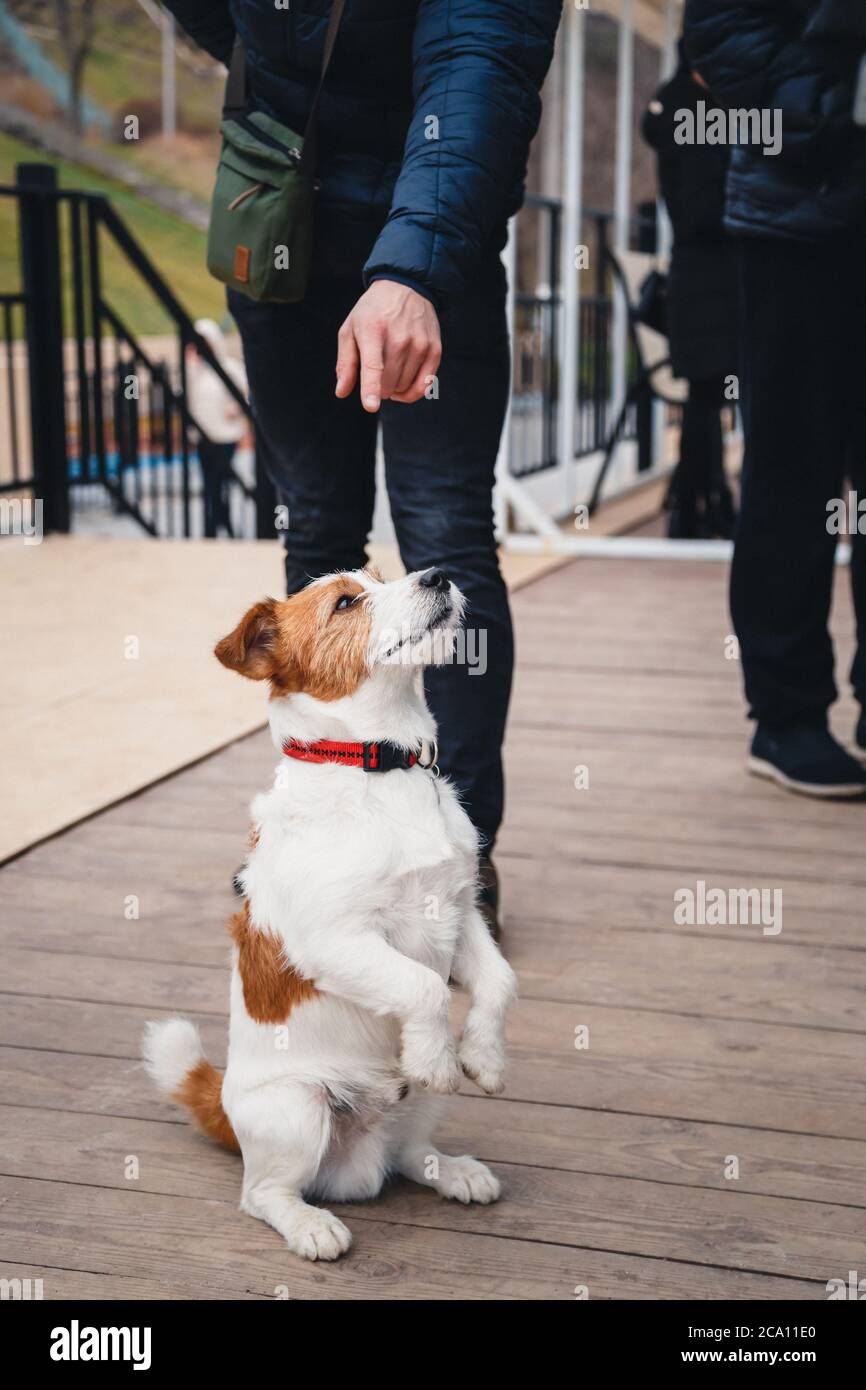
[
  {"x1": 145, "y1": 568, "x2": 517, "y2": 1262},
  {"x1": 142, "y1": 1017, "x2": 204, "y2": 1093}
]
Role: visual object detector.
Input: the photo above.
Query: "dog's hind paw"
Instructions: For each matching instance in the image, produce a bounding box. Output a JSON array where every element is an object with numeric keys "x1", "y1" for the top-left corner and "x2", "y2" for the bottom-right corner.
[
  {"x1": 459, "y1": 1037, "x2": 506, "y2": 1095},
  {"x1": 436, "y1": 1155, "x2": 501, "y2": 1205}
]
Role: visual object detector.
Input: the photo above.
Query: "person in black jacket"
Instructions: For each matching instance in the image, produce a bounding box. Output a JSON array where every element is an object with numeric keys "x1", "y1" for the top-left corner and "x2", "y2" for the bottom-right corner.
[
  {"x1": 642, "y1": 44, "x2": 738, "y2": 539},
  {"x1": 164, "y1": 1, "x2": 563, "y2": 926},
  {"x1": 685, "y1": 0, "x2": 866, "y2": 797}
]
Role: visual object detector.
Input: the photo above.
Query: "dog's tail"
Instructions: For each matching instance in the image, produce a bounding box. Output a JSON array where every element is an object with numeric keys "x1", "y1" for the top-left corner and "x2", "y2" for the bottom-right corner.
[{"x1": 142, "y1": 1018, "x2": 240, "y2": 1152}]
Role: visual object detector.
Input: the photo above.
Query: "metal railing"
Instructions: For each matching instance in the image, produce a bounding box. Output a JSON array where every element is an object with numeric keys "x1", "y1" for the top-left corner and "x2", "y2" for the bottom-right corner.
[
  {"x1": 1, "y1": 163, "x2": 662, "y2": 531},
  {"x1": 509, "y1": 198, "x2": 654, "y2": 479},
  {"x1": 0, "y1": 162, "x2": 275, "y2": 539}
]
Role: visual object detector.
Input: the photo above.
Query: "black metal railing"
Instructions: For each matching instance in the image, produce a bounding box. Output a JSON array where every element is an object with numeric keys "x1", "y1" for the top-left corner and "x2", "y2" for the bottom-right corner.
[
  {"x1": 0, "y1": 162, "x2": 275, "y2": 538},
  {"x1": 1, "y1": 163, "x2": 665, "y2": 524},
  {"x1": 510, "y1": 194, "x2": 561, "y2": 478},
  {"x1": 0, "y1": 293, "x2": 26, "y2": 497},
  {"x1": 509, "y1": 198, "x2": 654, "y2": 479}
]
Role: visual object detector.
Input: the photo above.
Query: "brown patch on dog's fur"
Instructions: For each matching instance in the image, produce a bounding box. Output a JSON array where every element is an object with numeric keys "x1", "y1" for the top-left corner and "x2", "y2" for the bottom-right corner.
[
  {"x1": 247, "y1": 825, "x2": 260, "y2": 852},
  {"x1": 172, "y1": 1059, "x2": 240, "y2": 1152},
  {"x1": 215, "y1": 575, "x2": 373, "y2": 701},
  {"x1": 228, "y1": 904, "x2": 319, "y2": 1024}
]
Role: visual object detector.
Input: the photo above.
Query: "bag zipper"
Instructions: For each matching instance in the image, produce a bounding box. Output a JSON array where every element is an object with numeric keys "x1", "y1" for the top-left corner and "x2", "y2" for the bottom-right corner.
[{"x1": 236, "y1": 114, "x2": 302, "y2": 166}]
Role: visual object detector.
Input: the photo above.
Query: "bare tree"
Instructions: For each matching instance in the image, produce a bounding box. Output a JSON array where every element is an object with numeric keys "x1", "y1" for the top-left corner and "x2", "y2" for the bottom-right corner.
[{"x1": 53, "y1": 0, "x2": 98, "y2": 136}]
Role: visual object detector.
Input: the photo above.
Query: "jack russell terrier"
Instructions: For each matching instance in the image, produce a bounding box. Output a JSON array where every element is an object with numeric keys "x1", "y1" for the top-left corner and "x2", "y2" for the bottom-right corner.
[{"x1": 143, "y1": 565, "x2": 516, "y2": 1262}]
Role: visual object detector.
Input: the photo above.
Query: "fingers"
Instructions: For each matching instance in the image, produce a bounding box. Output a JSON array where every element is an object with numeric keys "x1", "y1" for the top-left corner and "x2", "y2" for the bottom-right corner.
[
  {"x1": 335, "y1": 319, "x2": 359, "y2": 399},
  {"x1": 388, "y1": 340, "x2": 442, "y2": 405},
  {"x1": 358, "y1": 324, "x2": 386, "y2": 412},
  {"x1": 390, "y1": 330, "x2": 435, "y2": 397},
  {"x1": 335, "y1": 284, "x2": 442, "y2": 411}
]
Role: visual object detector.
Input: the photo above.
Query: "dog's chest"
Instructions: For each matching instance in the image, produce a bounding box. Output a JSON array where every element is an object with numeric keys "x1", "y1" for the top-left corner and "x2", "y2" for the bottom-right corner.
[
  {"x1": 376, "y1": 856, "x2": 469, "y2": 973},
  {"x1": 253, "y1": 770, "x2": 477, "y2": 979}
]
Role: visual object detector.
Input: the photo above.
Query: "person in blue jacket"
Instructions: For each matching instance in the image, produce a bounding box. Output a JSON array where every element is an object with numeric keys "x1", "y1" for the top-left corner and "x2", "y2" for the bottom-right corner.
[
  {"x1": 685, "y1": 0, "x2": 866, "y2": 798},
  {"x1": 165, "y1": 1, "x2": 564, "y2": 929}
]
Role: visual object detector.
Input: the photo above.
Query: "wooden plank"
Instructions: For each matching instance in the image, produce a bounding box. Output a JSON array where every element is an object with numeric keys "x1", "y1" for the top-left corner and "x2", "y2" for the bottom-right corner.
[
  {"x1": 1, "y1": 1174, "x2": 812, "y2": 1301},
  {"x1": 0, "y1": 1126, "x2": 856, "y2": 1285},
  {"x1": 507, "y1": 927, "x2": 866, "y2": 1033},
  {"x1": 497, "y1": 857, "x2": 866, "y2": 938},
  {"x1": 3, "y1": 899, "x2": 866, "y2": 1035},
  {"x1": 2, "y1": 986, "x2": 866, "y2": 1139},
  {"x1": 4, "y1": 1071, "x2": 866, "y2": 1206}
]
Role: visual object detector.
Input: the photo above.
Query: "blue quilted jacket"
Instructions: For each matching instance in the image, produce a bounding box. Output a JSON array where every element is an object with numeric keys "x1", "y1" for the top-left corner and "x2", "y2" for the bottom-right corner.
[
  {"x1": 164, "y1": 0, "x2": 563, "y2": 304},
  {"x1": 684, "y1": 0, "x2": 866, "y2": 240}
]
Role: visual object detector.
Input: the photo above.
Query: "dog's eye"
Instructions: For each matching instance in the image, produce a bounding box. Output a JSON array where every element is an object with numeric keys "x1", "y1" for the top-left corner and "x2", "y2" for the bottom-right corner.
[{"x1": 334, "y1": 594, "x2": 356, "y2": 612}]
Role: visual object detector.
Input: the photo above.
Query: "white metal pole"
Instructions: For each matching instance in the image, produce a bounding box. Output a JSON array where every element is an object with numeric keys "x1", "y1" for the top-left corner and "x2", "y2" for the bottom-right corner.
[
  {"x1": 657, "y1": 0, "x2": 678, "y2": 261},
  {"x1": 494, "y1": 215, "x2": 518, "y2": 541},
  {"x1": 661, "y1": 0, "x2": 678, "y2": 79},
  {"x1": 611, "y1": 0, "x2": 634, "y2": 461},
  {"x1": 653, "y1": 0, "x2": 678, "y2": 467},
  {"x1": 558, "y1": 4, "x2": 585, "y2": 514},
  {"x1": 162, "y1": 12, "x2": 177, "y2": 139}
]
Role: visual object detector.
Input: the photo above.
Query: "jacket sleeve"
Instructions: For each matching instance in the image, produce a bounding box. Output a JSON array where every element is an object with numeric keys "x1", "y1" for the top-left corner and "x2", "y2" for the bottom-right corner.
[
  {"x1": 160, "y1": 0, "x2": 235, "y2": 66},
  {"x1": 364, "y1": 0, "x2": 563, "y2": 306},
  {"x1": 683, "y1": 0, "x2": 858, "y2": 166}
]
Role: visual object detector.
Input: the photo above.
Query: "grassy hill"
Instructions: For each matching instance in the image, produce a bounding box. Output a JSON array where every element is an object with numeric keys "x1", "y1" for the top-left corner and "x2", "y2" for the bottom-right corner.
[{"x1": 0, "y1": 131, "x2": 225, "y2": 335}]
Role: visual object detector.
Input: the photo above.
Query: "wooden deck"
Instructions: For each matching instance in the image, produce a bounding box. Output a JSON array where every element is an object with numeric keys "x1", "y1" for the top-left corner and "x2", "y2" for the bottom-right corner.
[{"x1": 2, "y1": 555, "x2": 865, "y2": 1300}]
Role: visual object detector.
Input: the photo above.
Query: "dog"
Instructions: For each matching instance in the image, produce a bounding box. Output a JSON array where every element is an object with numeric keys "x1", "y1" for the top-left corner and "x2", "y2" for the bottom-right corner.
[{"x1": 142, "y1": 565, "x2": 517, "y2": 1261}]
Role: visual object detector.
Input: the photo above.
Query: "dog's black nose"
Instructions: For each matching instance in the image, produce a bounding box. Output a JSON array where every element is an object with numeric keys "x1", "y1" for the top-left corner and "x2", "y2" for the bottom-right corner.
[{"x1": 418, "y1": 567, "x2": 450, "y2": 592}]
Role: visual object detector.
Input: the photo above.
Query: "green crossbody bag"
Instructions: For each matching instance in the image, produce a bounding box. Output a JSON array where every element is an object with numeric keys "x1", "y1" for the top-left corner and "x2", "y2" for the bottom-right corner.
[{"x1": 207, "y1": 0, "x2": 345, "y2": 304}]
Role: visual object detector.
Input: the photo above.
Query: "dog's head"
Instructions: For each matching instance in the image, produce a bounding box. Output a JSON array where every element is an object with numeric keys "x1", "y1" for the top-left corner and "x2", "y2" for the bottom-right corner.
[{"x1": 214, "y1": 566, "x2": 464, "y2": 700}]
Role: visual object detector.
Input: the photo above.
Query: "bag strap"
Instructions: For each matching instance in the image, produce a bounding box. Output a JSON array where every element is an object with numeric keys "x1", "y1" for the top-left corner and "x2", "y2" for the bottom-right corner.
[{"x1": 223, "y1": 1, "x2": 347, "y2": 174}]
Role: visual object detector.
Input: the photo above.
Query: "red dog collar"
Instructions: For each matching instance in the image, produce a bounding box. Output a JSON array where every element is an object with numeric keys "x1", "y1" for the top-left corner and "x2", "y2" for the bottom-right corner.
[{"x1": 282, "y1": 739, "x2": 419, "y2": 772}]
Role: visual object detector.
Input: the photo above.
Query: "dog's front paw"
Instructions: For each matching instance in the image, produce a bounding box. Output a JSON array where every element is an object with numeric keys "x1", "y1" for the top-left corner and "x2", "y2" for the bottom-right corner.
[
  {"x1": 401, "y1": 1028, "x2": 462, "y2": 1094},
  {"x1": 459, "y1": 1035, "x2": 506, "y2": 1095},
  {"x1": 285, "y1": 1206, "x2": 353, "y2": 1262}
]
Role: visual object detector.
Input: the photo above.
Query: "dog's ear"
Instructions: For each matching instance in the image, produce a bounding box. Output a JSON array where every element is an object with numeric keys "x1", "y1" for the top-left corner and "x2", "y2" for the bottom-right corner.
[{"x1": 215, "y1": 599, "x2": 279, "y2": 680}]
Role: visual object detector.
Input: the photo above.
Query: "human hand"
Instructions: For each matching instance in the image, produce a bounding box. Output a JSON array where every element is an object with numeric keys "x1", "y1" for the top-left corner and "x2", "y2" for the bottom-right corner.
[{"x1": 335, "y1": 280, "x2": 441, "y2": 412}]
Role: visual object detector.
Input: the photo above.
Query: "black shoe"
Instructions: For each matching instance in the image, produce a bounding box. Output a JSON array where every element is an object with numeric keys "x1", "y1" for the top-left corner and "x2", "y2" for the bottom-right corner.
[
  {"x1": 749, "y1": 721, "x2": 866, "y2": 799},
  {"x1": 701, "y1": 485, "x2": 737, "y2": 540},
  {"x1": 855, "y1": 712, "x2": 866, "y2": 764},
  {"x1": 666, "y1": 490, "x2": 700, "y2": 540},
  {"x1": 478, "y1": 855, "x2": 502, "y2": 942}
]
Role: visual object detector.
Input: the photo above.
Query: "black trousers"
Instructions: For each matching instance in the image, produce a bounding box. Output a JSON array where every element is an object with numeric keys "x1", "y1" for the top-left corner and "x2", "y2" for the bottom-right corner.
[
  {"x1": 229, "y1": 251, "x2": 513, "y2": 849},
  {"x1": 731, "y1": 234, "x2": 866, "y2": 725},
  {"x1": 199, "y1": 439, "x2": 236, "y2": 539},
  {"x1": 677, "y1": 375, "x2": 726, "y2": 495}
]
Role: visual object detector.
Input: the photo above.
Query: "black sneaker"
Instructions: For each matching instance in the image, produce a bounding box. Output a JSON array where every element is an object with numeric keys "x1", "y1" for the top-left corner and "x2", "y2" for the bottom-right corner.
[{"x1": 749, "y1": 721, "x2": 866, "y2": 799}]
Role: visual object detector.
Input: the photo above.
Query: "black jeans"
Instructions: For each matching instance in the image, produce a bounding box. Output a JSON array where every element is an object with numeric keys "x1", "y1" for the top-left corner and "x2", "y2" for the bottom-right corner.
[
  {"x1": 731, "y1": 234, "x2": 866, "y2": 726},
  {"x1": 677, "y1": 375, "x2": 726, "y2": 496},
  {"x1": 199, "y1": 439, "x2": 236, "y2": 538},
  {"x1": 229, "y1": 252, "x2": 513, "y2": 849}
]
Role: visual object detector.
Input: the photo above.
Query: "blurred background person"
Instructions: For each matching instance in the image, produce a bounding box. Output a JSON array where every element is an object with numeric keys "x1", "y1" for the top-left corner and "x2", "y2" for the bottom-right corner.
[
  {"x1": 186, "y1": 318, "x2": 248, "y2": 539},
  {"x1": 642, "y1": 42, "x2": 738, "y2": 541},
  {"x1": 685, "y1": 0, "x2": 866, "y2": 798}
]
